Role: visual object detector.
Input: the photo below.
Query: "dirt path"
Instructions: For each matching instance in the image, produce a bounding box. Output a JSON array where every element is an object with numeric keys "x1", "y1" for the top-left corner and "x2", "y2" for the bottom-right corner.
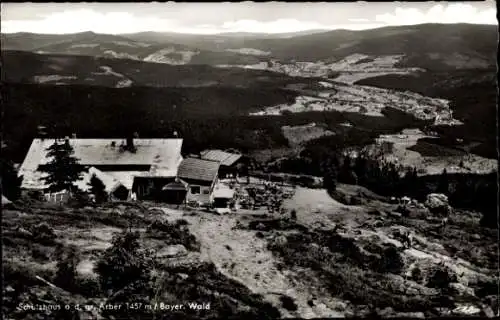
[{"x1": 184, "y1": 213, "x2": 345, "y2": 318}]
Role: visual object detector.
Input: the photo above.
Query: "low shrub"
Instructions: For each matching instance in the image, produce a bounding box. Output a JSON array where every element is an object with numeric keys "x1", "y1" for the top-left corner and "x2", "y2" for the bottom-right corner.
[
  {"x1": 280, "y1": 295, "x2": 298, "y2": 311},
  {"x1": 96, "y1": 231, "x2": 154, "y2": 293},
  {"x1": 426, "y1": 264, "x2": 456, "y2": 290},
  {"x1": 411, "y1": 266, "x2": 424, "y2": 283},
  {"x1": 31, "y1": 222, "x2": 56, "y2": 244},
  {"x1": 475, "y1": 279, "x2": 499, "y2": 298},
  {"x1": 31, "y1": 244, "x2": 52, "y2": 262},
  {"x1": 76, "y1": 276, "x2": 101, "y2": 297},
  {"x1": 54, "y1": 246, "x2": 78, "y2": 292},
  {"x1": 146, "y1": 220, "x2": 200, "y2": 251},
  {"x1": 374, "y1": 245, "x2": 405, "y2": 274}
]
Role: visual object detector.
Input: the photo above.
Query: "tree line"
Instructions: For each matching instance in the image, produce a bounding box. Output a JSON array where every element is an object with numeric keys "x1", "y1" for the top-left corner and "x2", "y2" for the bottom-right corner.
[
  {"x1": 270, "y1": 142, "x2": 498, "y2": 227},
  {"x1": 3, "y1": 134, "x2": 496, "y2": 227}
]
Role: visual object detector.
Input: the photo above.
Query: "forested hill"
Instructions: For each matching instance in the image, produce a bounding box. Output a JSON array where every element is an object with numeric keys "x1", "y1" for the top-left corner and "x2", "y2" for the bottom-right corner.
[{"x1": 2, "y1": 81, "x2": 425, "y2": 163}]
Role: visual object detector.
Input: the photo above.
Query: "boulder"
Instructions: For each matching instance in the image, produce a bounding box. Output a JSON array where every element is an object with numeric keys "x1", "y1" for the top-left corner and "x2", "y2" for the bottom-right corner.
[
  {"x1": 450, "y1": 282, "x2": 475, "y2": 297},
  {"x1": 17, "y1": 227, "x2": 33, "y2": 238},
  {"x1": 484, "y1": 295, "x2": 499, "y2": 313},
  {"x1": 434, "y1": 307, "x2": 452, "y2": 316},
  {"x1": 482, "y1": 306, "x2": 496, "y2": 318},
  {"x1": 395, "y1": 312, "x2": 425, "y2": 318},
  {"x1": 116, "y1": 204, "x2": 127, "y2": 212},
  {"x1": 452, "y1": 304, "x2": 482, "y2": 316},
  {"x1": 2, "y1": 194, "x2": 12, "y2": 206},
  {"x1": 177, "y1": 273, "x2": 189, "y2": 280},
  {"x1": 416, "y1": 203, "x2": 427, "y2": 210},
  {"x1": 331, "y1": 300, "x2": 348, "y2": 312},
  {"x1": 272, "y1": 235, "x2": 288, "y2": 247},
  {"x1": 425, "y1": 193, "x2": 451, "y2": 214},
  {"x1": 157, "y1": 245, "x2": 188, "y2": 258},
  {"x1": 377, "y1": 307, "x2": 395, "y2": 317},
  {"x1": 255, "y1": 222, "x2": 267, "y2": 231}
]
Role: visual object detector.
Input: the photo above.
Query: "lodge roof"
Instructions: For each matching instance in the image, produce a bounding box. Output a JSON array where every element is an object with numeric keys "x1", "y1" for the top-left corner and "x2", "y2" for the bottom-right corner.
[
  {"x1": 200, "y1": 149, "x2": 242, "y2": 167},
  {"x1": 19, "y1": 138, "x2": 183, "y2": 190},
  {"x1": 177, "y1": 158, "x2": 220, "y2": 182}
]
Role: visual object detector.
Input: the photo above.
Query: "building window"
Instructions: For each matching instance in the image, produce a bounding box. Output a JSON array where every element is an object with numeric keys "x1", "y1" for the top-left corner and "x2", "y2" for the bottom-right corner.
[
  {"x1": 191, "y1": 186, "x2": 201, "y2": 194},
  {"x1": 203, "y1": 189, "x2": 209, "y2": 195}
]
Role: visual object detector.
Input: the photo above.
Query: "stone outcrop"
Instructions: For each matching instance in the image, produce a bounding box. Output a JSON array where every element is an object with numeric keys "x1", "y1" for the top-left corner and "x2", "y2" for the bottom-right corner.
[{"x1": 425, "y1": 193, "x2": 451, "y2": 214}]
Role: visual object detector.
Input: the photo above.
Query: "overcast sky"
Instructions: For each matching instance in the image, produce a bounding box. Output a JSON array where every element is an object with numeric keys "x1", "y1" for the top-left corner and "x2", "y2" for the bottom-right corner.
[{"x1": 1, "y1": 1, "x2": 497, "y2": 34}]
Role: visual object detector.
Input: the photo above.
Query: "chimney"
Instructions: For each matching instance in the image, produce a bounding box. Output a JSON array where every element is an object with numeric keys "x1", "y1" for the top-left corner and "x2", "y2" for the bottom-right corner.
[
  {"x1": 126, "y1": 136, "x2": 134, "y2": 150},
  {"x1": 38, "y1": 125, "x2": 47, "y2": 141},
  {"x1": 126, "y1": 133, "x2": 137, "y2": 153}
]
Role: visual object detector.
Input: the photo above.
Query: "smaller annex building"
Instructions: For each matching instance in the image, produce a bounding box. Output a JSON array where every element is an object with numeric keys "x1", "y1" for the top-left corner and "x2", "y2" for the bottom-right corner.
[
  {"x1": 200, "y1": 149, "x2": 244, "y2": 179},
  {"x1": 177, "y1": 157, "x2": 220, "y2": 206}
]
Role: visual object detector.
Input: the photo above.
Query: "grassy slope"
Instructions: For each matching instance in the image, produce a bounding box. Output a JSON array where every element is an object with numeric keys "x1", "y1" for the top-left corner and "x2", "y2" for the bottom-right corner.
[{"x1": 2, "y1": 201, "x2": 281, "y2": 320}]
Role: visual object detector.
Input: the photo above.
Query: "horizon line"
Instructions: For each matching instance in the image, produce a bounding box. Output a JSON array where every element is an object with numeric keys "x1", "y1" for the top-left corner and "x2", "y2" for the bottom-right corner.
[{"x1": 1, "y1": 22, "x2": 496, "y2": 36}]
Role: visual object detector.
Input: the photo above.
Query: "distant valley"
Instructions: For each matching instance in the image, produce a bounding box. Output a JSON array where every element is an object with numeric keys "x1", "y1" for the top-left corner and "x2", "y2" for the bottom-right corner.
[{"x1": 1, "y1": 23, "x2": 497, "y2": 169}]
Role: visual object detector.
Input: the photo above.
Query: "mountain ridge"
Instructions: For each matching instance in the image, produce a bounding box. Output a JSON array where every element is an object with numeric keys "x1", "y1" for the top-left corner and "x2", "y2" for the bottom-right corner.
[{"x1": 2, "y1": 23, "x2": 496, "y2": 70}]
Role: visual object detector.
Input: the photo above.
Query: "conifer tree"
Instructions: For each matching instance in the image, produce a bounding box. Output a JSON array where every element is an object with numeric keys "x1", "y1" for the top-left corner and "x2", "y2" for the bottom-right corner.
[
  {"x1": 38, "y1": 139, "x2": 83, "y2": 193},
  {"x1": 437, "y1": 168, "x2": 450, "y2": 194},
  {"x1": 89, "y1": 174, "x2": 108, "y2": 203},
  {"x1": 354, "y1": 155, "x2": 368, "y2": 185},
  {"x1": 402, "y1": 167, "x2": 414, "y2": 195},
  {"x1": 323, "y1": 161, "x2": 338, "y2": 192},
  {"x1": 339, "y1": 154, "x2": 351, "y2": 183},
  {"x1": 1, "y1": 159, "x2": 23, "y2": 200}
]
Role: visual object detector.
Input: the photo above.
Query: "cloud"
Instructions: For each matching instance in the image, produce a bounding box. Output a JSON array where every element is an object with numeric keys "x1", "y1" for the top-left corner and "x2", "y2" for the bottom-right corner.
[
  {"x1": 188, "y1": 20, "x2": 385, "y2": 34},
  {"x1": 1, "y1": 9, "x2": 181, "y2": 34},
  {"x1": 348, "y1": 18, "x2": 371, "y2": 23},
  {"x1": 0, "y1": 11, "x2": 383, "y2": 34},
  {"x1": 376, "y1": 3, "x2": 497, "y2": 26},
  {"x1": 220, "y1": 19, "x2": 335, "y2": 33},
  {"x1": 1, "y1": 3, "x2": 497, "y2": 35}
]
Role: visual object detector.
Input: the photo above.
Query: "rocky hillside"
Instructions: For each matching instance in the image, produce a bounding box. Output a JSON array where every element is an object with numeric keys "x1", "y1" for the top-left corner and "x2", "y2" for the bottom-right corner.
[{"x1": 2, "y1": 182, "x2": 498, "y2": 319}]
